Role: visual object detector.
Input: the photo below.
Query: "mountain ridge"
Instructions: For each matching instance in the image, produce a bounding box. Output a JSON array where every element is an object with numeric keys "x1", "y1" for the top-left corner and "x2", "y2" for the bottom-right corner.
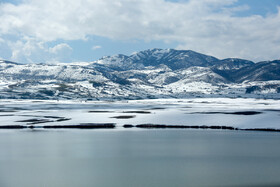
[{"x1": 0, "y1": 49, "x2": 279, "y2": 100}]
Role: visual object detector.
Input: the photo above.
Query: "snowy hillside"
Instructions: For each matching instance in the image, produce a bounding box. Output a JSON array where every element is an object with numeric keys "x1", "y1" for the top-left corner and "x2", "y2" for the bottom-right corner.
[{"x1": 0, "y1": 49, "x2": 279, "y2": 100}]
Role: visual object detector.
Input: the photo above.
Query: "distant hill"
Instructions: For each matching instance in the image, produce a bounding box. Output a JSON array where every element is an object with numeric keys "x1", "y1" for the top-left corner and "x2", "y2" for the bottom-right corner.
[{"x1": 0, "y1": 49, "x2": 279, "y2": 100}]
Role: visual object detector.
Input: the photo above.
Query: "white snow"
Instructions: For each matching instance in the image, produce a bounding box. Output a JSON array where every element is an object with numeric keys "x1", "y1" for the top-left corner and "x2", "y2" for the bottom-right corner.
[{"x1": 0, "y1": 98, "x2": 279, "y2": 130}]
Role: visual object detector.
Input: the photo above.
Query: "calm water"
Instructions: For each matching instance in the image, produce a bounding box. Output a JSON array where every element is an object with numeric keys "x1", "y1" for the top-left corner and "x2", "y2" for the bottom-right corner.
[{"x1": 1, "y1": 129, "x2": 280, "y2": 187}]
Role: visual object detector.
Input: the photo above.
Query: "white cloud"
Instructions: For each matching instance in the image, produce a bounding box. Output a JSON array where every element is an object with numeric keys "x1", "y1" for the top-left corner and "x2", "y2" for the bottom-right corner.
[
  {"x1": 6, "y1": 37, "x2": 73, "y2": 63},
  {"x1": 7, "y1": 37, "x2": 46, "y2": 63},
  {"x1": 92, "y1": 45, "x2": 102, "y2": 50},
  {"x1": 0, "y1": 0, "x2": 280, "y2": 61},
  {"x1": 49, "y1": 43, "x2": 72, "y2": 54}
]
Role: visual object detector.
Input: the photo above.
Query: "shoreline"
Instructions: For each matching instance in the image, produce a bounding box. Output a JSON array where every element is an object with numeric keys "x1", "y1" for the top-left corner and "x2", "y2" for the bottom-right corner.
[{"x1": 1, "y1": 123, "x2": 280, "y2": 132}]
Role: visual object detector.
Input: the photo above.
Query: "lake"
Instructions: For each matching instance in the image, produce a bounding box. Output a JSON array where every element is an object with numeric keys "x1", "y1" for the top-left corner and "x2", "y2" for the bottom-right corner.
[{"x1": 1, "y1": 129, "x2": 280, "y2": 187}]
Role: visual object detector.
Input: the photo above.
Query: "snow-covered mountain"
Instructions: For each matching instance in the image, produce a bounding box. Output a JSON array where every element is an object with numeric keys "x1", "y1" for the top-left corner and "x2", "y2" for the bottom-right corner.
[{"x1": 0, "y1": 49, "x2": 279, "y2": 100}]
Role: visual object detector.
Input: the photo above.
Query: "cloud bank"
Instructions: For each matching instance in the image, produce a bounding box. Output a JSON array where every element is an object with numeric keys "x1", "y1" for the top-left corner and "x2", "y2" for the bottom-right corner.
[{"x1": 0, "y1": 0, "x2": 279, "y2": 62}]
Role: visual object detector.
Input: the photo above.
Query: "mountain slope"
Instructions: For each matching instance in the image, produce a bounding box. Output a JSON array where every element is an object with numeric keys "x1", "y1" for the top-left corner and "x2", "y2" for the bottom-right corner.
[
  {"x1": 233, "y1": 60, "x2": 280, "y2": 82},
  {"x1": 213, "y1": 60, "x2": 280, "y2": 83},
  {"x1": 0, "y1": 49, "x2": 279, "y2": 100}
]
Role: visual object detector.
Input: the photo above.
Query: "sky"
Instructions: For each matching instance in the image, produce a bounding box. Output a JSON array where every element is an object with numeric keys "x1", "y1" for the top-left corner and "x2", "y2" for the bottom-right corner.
[{"x1": 0, "y1": 0, "x2": 280, "y2": 63}]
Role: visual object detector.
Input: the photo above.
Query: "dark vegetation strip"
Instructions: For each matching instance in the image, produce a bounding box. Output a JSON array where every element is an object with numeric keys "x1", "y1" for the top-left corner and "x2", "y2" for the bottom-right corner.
[
  {"x1": 242, "y1": 128, "x2": 280, "y2": 132},
  {"x1": 123, "y1": 111, "x2": 151, "y2": 114},
  {"x1": 147, "y1": 107, "x2": 166, "y2": 110},
  {"x1": 0, "y1": 125, "x2": 26, "y2": 129},
  {"x1": 0, "y1": 124, "x2": 279, "y2": 132},
  {"x1": 16, "y1": 117, "x2": 71, "y2": 124},
  {"x1": 56, "y1": 118, "x2": 71, "y2": 122},
  {"x1": 18, "y1": 115, "x2": 62, "y2": 118},
  {"x1": 88, "y1": 111, "x2": 113, "y2": 113},
  {"x1": 16, "y1": 119, "x2": 54, "y2": 125},
  {"x1": 0, "y1": 110, "x2": 17, "y2": 112},
  {"x1": 16, "y1": 119, "x2": 44, "y2": 122},
  {"x1": 111, "y1": 115, "x2": 136, "y2": 119},
  {"x1": 123, "y1": 124, "x2": 134, "y2": 128},
  {"x1": 0, "y1": 123, "x2": 116, "y2": 129},
  {"x1": 231, "y1": 111, "x2": 262, "y2": 115},
  {"x1": 133, "y1": 124, "x2": 238, "y2": 130},
  {"x1": 43, "y1": 123, "x2": 116, "y2": 129},
  {"x1": 130, "y1": 124, "x2": 280, "y2": 132},
  {"x1": 189, "y1": 111, "x2": 262, "y2": 115},
  {"x1": 43, "y1": 116, "x2": 65, "y2": 119}
]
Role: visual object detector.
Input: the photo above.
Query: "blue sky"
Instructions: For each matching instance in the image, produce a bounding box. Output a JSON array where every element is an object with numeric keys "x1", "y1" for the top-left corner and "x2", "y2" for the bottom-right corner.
[{"x1": 0, "y1": 0, "x2": 280, "y2": 63}]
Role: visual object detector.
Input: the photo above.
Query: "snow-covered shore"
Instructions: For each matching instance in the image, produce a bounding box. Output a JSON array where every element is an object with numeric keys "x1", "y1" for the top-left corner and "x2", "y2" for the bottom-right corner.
[{"x1": 0, "y1": 98, "x2": 279, "y2": 130}]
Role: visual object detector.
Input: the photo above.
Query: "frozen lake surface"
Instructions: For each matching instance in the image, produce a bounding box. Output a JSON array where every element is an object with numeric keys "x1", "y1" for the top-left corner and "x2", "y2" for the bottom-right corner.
[
  {"x1": 1, "y1": 98, "x2": 280, "y2": 187},
  {"x1": 0, "y1": 98, "x2": 279, "y2": 130}
]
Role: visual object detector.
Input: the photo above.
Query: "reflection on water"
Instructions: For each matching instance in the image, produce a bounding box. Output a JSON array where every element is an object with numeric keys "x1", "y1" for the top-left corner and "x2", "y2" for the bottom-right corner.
[{"x1": 1, "y1": 129, "x2": 280, "y2": 187}]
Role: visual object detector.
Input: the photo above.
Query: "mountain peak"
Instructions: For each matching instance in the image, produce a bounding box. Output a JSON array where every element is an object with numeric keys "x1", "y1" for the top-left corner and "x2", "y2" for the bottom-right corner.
[
  {"x1": 0, "y1": 48, "x2": 279, "y2": 100},
  {"x1": 0, "y1": 60, "x2": 20, "y2": 65},
  {"x1": 92, "y1": 48, "x2": 261, "y2": 71}
]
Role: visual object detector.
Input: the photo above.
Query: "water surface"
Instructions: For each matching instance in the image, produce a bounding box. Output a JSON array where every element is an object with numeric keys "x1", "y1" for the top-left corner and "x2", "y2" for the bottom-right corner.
[{"x1": 1, "y1": 129, "x2": 280, "y2": 187}]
